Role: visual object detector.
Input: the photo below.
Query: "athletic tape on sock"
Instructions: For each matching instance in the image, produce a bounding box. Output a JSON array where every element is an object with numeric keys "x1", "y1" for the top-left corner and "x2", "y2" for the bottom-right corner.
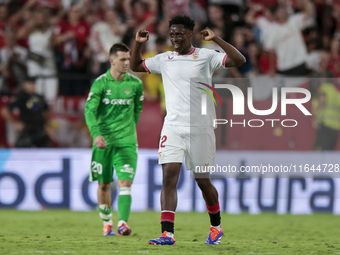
[
  {"x1": 119, "y1": 187, "x2": 131, "y2": 195},
  {"x1": 99, "y1": 204, "x2": 112, "y2": 221}
]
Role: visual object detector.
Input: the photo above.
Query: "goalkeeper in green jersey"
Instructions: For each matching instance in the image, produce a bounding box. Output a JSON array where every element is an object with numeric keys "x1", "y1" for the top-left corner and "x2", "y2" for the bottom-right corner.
[{"x1": 85, "y1": 43, "x2": 144, "y2": 236}]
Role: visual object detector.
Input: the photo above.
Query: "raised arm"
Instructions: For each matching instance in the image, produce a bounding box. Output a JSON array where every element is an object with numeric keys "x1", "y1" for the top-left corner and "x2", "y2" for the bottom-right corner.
[
  {"x1": 130, "y1": 30, "x2": 149, "y2": 72},
  {"x1": 201, "y1": 27, "x2": 246, "y2": 67},
  {"x1": 9, "y1": 0, "x2": 36, "y2": 27},
  {"x1": 245, "y1": 4, "x2": 263, "y2": 25},
  {"x1": 302, "y1": 0, "x2": 313, "y2": 19}
]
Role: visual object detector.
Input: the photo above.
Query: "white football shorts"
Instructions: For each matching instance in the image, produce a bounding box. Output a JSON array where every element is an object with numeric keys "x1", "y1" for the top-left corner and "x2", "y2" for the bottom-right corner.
[{"x1": 158, "y1": 125, "x2": 216, "y2": 171}]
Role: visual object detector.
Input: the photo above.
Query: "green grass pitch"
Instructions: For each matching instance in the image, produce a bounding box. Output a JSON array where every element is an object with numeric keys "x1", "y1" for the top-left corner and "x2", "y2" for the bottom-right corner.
[{"x1": 0, "y1": 210, "x2": 339, "y2": 254}]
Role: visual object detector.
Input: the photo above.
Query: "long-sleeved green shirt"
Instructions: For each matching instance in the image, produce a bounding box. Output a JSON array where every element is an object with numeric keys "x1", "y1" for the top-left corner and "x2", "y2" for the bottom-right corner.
[{"x1": 85, "y1": 70, "x2": 144, "y2": 145}]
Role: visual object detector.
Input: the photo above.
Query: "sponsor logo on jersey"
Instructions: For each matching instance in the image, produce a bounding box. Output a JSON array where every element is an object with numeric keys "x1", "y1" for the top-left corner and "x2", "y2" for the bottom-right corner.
[
  {"x1": 193, "y1": 53, "x2": 199, "y2": 60},
  {"x1": 120, "y1": 164, "x2": 134, "y2": 174},
  {"x1": 125, "y1": 89, "x2": 131, "y2": 95},
  {"x1": 168, "y1": 56, "x2": 174, "y2": 60},
  {"x1": 102, "y1": 98, "x2": 132, "y2": 105},
  {"x1": 102, "y1": 98, "x2": 110, "y2": 104},
  {"x1": 106, "y1": 90, "x2": 111, "y2": 95}
]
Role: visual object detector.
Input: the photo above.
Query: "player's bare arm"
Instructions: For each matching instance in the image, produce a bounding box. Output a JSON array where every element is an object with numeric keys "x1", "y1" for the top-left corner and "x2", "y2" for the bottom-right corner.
[
  {"x1": 94, "y1": 135, "x2": 107, "y2": 149},
  {"x1": 130, "y1": 30, "x2": 149, "y2": 72},
  {"x1": 201, "y1": 27, "x2": 246, "y2": 68},
  {"x1": 303, "y1": 0, "x2": 313, "y2": 19}
]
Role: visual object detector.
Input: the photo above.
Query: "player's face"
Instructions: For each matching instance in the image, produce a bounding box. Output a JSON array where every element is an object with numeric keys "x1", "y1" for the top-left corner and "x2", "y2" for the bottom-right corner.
[
  {"x1": 276, "y1": 7, "x2": 288, "y2": 23},
  {"x1": 23, "y1": 81, "x2": 36, "y2": 94},
  {"x1": 169, "y1": 24, "x2": 193, "y2": 54},
  {"x1": 110, "y1": 51, "x2": 130, "y2": 74}
]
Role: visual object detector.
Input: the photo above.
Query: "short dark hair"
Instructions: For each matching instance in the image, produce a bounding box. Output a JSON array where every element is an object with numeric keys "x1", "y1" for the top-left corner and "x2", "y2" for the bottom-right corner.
[
  {"x1": 169, "y1": 15, "x2": 195, "y2": 31},
  {"x1": 109, "y1": 43, "x2": 130, "y2": 57},
  {"x1": 24, "y1": 76, "x2": 36, "y2": 83}
]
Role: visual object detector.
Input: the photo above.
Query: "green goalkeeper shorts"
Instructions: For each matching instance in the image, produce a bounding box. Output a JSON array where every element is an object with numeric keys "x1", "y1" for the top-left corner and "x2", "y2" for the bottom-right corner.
[{"x1": 89, "y1": 143, "x2": 138, "y2": 183}]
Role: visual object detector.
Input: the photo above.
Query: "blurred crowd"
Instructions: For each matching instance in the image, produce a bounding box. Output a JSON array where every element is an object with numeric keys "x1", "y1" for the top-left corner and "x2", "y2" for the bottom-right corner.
[
  {"x1": 0, "y1": 0, "x2": 340, "y2": 148},
  {"x1": 0, "y1": 0, "x2": 339, "y2": 100}
]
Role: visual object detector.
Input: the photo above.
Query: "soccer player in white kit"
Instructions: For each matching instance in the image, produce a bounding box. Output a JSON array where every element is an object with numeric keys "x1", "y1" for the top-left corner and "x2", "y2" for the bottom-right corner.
[{"x1": 131, "y1": 15, "x2": 245, "y2": 245}]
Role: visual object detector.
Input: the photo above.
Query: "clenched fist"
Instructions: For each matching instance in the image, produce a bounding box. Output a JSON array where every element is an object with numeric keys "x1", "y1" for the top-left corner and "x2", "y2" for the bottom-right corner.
[
  {"x1": 201, "y1": 27, "x2": 216, "y2": 41},
  {"x1": 135, "y1": 30, "x2": 149, "y2": 43}
]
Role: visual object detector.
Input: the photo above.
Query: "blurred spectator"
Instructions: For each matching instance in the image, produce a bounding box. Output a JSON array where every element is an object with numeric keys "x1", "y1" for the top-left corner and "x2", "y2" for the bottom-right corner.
[
  {"x1": 249, "y1": 0, "x2": 277, "y2": 8},
  {"x1": 0, "y1": 0, "x2": 338, "y2": 151},
  {"x1": 122, "y1": 16, "x2": 137, "y2": 49},
  {"x1": 89, "y1": 9, "x2": 125, "y2": 76},
  {"x1": 245, "y1": 3, "x2": 277, "y2": 75},
  {"x1": 202, "y1": 4, "x2": 234, "y2": 43},
  {"x1": 131, "y1": 0, "x2": 157, "y2": 32},
  {"x1": 8, "y1": 0, "x2": 37, "y2": 48},
  {"x1": 131, "y1": 0, "x2": 157, "y2": 50},
  {"x1": 1, "y1": 77, "x2": 52, "y2": 147},
  {"x1": 0, "y1": 4, "x2": 8, "y2": 48},
  {"x1": 314, "y1": 0, "x2": 336, "y2": 38},
  {"x1": 245, "y1": 3, "x2": 276, "y2": 46},
  {"x1": 304, "y1": 27, "x2": 323, "y2": 74},
  {"x1": 208, "y1": 0, "x2": 244, "y2": 18},
  {"x1": 162, "y1": 0, "x2": 189, "y2": 19},
  {"x1": 188, "y1": 0, "x2": 207, "y2": 25},
  {"x1": 229, "y1": 29, "x2": 253, "y2": 78},
  {"x1": 334, "y1": 1, "x2": 340, "y2": 38},
  {"x1": 50, "y1": 0, "x2": 66, "y2": 27},
  {"x1": 0, "y1": 30, "x2": 27, "y2": 95},
  {"x1": 247, "y1": 42, "x2": 261, "y2": 76},
  {"x1": 54, "y1": 3, "x2": 90, "y2": 95},
  {"x1": 265, "y1": 0, "x2": 313, "y2": 76},
  {"x1": 192, "y1": 22, "x2": 203, "y2": 48},
  {"x1": 17, "y1": 7, "x2": 58, "y2": 102},
  {"x1": 155, "y1": 19, "x2": 172, "y2": 49},
  {"x1": 326, "y1": 38, "x2": 340, "y2": 77},
  {"x1": 313, "y1": 79, "x2": 340, "y2": 150},
  {"x1": 80, "y1": 0, "x2": 107, "y2": 20}
]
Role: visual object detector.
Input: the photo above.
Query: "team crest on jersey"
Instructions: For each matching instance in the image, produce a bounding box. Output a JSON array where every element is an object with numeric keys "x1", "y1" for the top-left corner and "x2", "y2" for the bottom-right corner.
[
  {"x1": 125, "y1": 89, "x2": 131, "y2": 95},
  {"x1": 192, "y1": 53, "x2": 199, "y2": 60},
  {"x1": 106, "y1": 90, "x2": 111, "y2": 95},
  {"x1": 158, "y1": 152, "x2": 162, "y2": 160}
]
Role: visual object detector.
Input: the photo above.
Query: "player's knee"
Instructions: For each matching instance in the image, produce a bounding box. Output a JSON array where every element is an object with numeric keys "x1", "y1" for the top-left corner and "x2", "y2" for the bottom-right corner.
[
  {"x1": 98, "y1": 182, "x2": 110, "y2": 192},
  {"x1": 118, "y1": 180, "x2": 132, "y2": 188}
]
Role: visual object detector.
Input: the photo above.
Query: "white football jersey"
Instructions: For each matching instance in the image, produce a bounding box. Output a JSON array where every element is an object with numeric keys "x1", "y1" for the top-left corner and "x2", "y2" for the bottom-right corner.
[{"x1": 143, "y1": 47, "x2": 227, "y2": 127}]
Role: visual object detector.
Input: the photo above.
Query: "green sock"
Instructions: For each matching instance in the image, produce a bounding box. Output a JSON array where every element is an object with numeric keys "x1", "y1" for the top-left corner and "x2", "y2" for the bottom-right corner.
[
  {"x1": 118, "y1": 187, "x2": 132, "y2": 222},
  {"x1": 99, "y1": 204, "x2": 112, "y2": 225}
]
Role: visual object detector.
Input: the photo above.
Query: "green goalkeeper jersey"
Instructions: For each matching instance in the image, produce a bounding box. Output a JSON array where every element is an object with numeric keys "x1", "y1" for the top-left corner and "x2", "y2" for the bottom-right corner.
[{"x1": 85, "y1": 69, "x2": 144, "y2": 145}]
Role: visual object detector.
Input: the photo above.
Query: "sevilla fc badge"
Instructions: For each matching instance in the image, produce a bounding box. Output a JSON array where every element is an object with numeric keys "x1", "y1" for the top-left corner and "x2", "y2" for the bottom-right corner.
[{"x1": 192, "y1": 53, "x2": 199, "y2": 60}]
